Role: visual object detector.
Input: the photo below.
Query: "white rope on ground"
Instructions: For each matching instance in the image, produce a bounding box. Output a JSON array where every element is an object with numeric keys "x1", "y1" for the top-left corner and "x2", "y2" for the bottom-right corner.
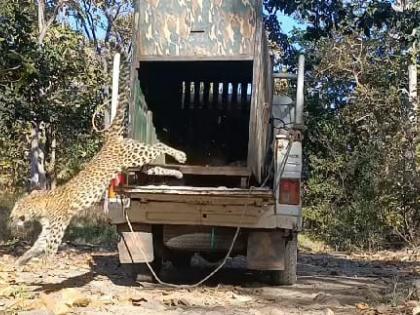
[
  {"x1": 122, "y1": 137, "x2": 294, "y2": 288},
  {"x1": 124, "y1": 194, "x2": 248, "y2": 288}
]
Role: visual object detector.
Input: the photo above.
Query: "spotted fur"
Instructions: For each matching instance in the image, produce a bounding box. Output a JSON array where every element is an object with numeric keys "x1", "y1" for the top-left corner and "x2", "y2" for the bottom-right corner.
[
  {"x1": 141, "y1": 166, "x2": 183, "y2": 179},
  {"x1": 10, "y1": 91, "x2": 186, "y2": 265}
]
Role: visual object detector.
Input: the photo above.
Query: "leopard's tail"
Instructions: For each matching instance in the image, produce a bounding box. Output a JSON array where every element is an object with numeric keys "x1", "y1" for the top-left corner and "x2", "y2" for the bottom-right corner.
[
  {"x1": 102, "y1": 54, "x2": 132, "y2": 139},
  {"x1": 103, "y1": 85, "x2": 130, "y2": 139}
]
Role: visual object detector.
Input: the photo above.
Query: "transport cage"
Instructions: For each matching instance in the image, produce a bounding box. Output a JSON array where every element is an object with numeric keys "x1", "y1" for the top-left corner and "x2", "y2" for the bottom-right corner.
[
  {"x1": 136, "y1": 0, "x2": 258, "y2": 60},
  {"x1": 137, "y1": 61, "x2": 253, "y2": 167},
  {"x1": 128, "y1": 0, "x2": 273, "y2": 184}
]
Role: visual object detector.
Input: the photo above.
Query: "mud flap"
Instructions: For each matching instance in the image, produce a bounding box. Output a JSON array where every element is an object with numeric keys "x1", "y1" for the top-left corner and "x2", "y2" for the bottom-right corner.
[
  {"x1": 118, "y1": 231, "x2": 154, "y2": 263},
  {"x1": 246, "y1": 231, "x2": 285, "y2": 270}
]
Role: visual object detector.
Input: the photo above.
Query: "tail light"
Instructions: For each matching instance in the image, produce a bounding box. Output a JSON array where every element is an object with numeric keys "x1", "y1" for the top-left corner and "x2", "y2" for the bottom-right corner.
[
  {"x1": 279, "y1": 179, "x2": 300, "y2": 205},
  {"x1": 108, "y1": 173, "x2": 127, "y2": 198}
]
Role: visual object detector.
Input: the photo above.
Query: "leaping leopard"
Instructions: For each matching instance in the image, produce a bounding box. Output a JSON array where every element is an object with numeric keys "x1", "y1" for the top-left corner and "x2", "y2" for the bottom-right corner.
[{"x1": 9, "y1": 89, "x2": 187, "y2": 266}]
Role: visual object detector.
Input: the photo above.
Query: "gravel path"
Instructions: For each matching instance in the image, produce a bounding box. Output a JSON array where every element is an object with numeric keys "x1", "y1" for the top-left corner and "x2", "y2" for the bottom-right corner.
[{"x1": 0, "y1": 245, "x2": 419, "y2": 315}]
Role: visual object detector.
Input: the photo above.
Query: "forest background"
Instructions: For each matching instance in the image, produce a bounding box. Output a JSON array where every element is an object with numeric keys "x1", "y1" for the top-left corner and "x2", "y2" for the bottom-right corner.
[{"x1": 0, "y1": 0, "x2": 418, "y2": 250}]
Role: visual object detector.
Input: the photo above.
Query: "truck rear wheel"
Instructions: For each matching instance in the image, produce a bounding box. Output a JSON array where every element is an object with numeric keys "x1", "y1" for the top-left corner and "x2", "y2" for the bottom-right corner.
[
  {"x1": 168, "y1": 251, "x2": 192, "y2": 269},
  {"x1": 270, "y1": 233, "x2": 298, "y2": 285},
  {"x1": 118, "y1": 225, "x2": 163, "y2": 283},
  {"x1": 124, "y1": 259, "x2": 162, "y2": 283}
]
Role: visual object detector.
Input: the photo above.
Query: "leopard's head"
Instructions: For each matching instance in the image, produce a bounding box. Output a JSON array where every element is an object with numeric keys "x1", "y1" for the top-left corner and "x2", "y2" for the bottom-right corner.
[{"x1": 9, "y1": 190, "x2": 46, "y2": 230}]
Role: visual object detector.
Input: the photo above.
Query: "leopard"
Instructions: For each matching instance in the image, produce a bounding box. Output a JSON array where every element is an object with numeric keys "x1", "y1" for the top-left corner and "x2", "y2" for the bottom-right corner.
[
  {"x1": 141, "y1": 165, "x2": 183, "y2": 179},
  {"x1": 9, "y1": 88, "x2": 187, "y2": 266}
]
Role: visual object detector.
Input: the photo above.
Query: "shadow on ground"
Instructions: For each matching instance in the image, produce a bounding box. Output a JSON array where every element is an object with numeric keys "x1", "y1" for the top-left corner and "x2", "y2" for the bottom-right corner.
[{"x1": 11, "y1": 245, "x2": 415, "y2": 308}]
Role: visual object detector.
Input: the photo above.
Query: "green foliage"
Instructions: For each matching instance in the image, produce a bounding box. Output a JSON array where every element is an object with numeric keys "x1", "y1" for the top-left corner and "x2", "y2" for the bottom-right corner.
[
  {"x1": 65, "y1": 217, "x2": 118, "y2": 247},
  {"x1": 264, "y1": 0, "x2": 419, "y2": 249},
  {"x1": 0, "y1": 0, "x2": 417, "y2": 251},
  {"x1": 0, "y1": 0, "x2": 108, "y2": 190},
  {"x1": 302, "y1": 31, "x2": 419, "y2": 249},
  {"x1": 0, "y1": 193, "x2": 18, "y2": 242}
]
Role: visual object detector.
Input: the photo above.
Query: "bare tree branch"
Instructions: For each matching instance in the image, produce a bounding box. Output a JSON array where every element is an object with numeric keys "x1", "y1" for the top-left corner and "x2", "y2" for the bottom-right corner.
[{"x1": 38, "y1": 0, "x2": 67, "y2": 44}]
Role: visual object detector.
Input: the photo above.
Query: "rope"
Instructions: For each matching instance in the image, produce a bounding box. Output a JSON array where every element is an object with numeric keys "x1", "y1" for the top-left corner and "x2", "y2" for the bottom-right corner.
[
  {"x1": 123, "y1": 136, "x2": 294, "y2": 288},
  {"x1": 124, "y1": 184, "x2": 251, "y2": 288}
]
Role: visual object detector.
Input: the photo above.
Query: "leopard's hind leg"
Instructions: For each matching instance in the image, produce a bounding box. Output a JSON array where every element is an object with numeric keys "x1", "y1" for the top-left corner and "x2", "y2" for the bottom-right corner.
[
  {"x1": 44, "y1": 215, "x2": 72, "y2": 258},
  {"x1": 16, "y1": 215, "x2": 71, "y2": 266},
  {"x1": 16, "y1": 219, "x2": 50, "y2": 266}
]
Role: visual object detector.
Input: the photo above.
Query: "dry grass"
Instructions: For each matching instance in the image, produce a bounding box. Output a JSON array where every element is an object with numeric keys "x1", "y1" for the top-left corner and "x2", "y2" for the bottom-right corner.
[
  {"x1": 66, "y1": 206, "x2": 118, "y2": 247},
  {"x1": 298, "y1": 233, "x2": 332, "y2": 253}
]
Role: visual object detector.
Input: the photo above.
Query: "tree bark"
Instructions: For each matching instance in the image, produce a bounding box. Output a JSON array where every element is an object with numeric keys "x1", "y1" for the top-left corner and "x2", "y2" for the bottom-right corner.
[
  {"x1": 38, "y1": 0, "x2": 64, "y2": 44},
  {"x1": 47, "y1": 125, "x2": 57, "y2": 189},
  {"x1": 30, "y1": 0, "x2": 61, "y2": 191},
  {"x1": 37, "y1": 0, "x2": 45, "y2": 33},
  {"x1": 30, "y1": 122, "x2": 47, "y2": 190},
  {"x1": 408, "y1": 57, "x2": 418, "y2": 127}
]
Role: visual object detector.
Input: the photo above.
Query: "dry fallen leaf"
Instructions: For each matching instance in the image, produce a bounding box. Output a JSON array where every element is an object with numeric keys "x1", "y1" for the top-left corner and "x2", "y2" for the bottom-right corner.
[
  {"x1": 40, "y1": 288, "x2": 91, "y2": 314},
  {"x1": 356, "y1": 303, "x2": 370, "y2": 310},
  {"x1": 130, "y1": 297, "x2": 147, "y2": 306},
  {"x1": 61, "y1": 288, "x2": 89, "y2": 306},
  {"x1": 40, "y1": 292, "x2": 71, "y2": 315},
  {"x1": 0, "y1": 286, "x2": 14, "y2": 298},
  {"x1": 163, "y1": 297, "x2": 191, "y2": 307},
  {"x1": 177, "y1": 298, "x2": 191, "y2": 307},
  {"x1": 313, "y1": 293, "x2": 341, "y2": 307},
  {"x1": 71, "y1": 296, "x2": 90, "y2": 307},
  {"x1": 231, "y1": 293, "x2": 253, "y2": 303}
]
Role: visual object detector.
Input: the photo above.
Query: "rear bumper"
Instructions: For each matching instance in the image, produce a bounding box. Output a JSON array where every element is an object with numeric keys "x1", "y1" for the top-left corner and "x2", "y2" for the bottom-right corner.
[{"x1": 108, "y1": 185, "x2": 302, "y2": 230}]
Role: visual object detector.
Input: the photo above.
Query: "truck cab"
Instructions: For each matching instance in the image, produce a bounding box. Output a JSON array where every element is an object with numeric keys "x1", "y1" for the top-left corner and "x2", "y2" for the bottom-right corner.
[{"x1": 107, "y1": 0, "x2": 304, "y2": 285}]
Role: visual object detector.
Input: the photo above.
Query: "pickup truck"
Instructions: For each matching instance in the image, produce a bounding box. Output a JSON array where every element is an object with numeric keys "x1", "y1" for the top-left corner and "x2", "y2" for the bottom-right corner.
[{"x1": 106, "y1": 0, "x2": 304, "y2": 285}]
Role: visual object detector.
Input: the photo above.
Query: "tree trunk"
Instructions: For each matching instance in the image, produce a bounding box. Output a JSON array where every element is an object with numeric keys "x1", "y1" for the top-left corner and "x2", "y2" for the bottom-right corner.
[
  {"x1": 30, "y1": 122, "x2": 47, "y2": 190},
  {"x1": 29, "y1": 1, "x2": 48, "y2": 191},
  {"x1": 37, "y1": 0, "x2": 45, "y2": 34},
  {"x1": 47, "y1": 124, "x2": 57, "y2": 189},
  {"x1": 408, "y1": 63, "x2": 417, "y2": 127},
  {"x1": 30, "y1": 0, "x2": 61, "y2": 191}
]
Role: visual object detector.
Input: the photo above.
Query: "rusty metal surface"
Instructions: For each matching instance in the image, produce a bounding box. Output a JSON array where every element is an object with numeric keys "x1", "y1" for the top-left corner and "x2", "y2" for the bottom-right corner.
[
  {"x1": 247, "y1": 231, "x2": 285, "y2": 270},
  {"x1": 137, "y1": 0, "x2": 257, "y2": 59},
  {"x1": 108, "y1": 199, "x2": 304, "y2": 230},
  {"x1": 118, "y1": 231, "x2": 154, "y2": 263}
]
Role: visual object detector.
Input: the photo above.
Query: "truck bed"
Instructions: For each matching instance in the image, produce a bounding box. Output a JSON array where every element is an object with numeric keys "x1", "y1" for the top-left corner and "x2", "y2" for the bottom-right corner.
[
  {"x1": 122, "y1": 185, "x2": 272, "y2": 198},
  {"x1": 111, "y1": 185, "x2": 278, "y2": 228},
  {"x1": 126, "y1": 165, "x2": 253, "y2": 188}
]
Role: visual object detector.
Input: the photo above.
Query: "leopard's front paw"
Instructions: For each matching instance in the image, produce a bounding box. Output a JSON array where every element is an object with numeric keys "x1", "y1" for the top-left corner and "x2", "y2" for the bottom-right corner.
[{"x1": 174, "y1": 151, "x2": 187, "y2": 164}]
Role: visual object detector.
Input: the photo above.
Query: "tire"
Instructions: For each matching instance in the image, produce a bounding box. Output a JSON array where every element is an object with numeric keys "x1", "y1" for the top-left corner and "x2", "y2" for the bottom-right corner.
[
  {"x1": 270, "y1": 233, "x2": 298, "y2": 285},
  {"x1": 120, "y1": 228, "x2": 163, "y2": 283},
  {"x1": 168, "y1": 251, "x2": 192, "y2": 269}
]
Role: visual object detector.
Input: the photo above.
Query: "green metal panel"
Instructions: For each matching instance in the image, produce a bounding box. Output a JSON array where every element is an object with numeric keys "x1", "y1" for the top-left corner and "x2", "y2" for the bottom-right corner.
[
  {"x1": 132, "y1": 77, "x2": 156, "y2": 144},
  {"x1": 137, "y1": 0, "x2": 258, "y2": 60}
]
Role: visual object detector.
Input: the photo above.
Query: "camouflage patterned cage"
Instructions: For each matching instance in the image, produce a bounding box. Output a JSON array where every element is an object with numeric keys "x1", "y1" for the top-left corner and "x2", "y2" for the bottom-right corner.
[
  {"x1": 135, "y1": 0, "x2": 260, "y2": 60},
  {"x1": 130, "y1": 0, "x2": 271, "y2": 183}
]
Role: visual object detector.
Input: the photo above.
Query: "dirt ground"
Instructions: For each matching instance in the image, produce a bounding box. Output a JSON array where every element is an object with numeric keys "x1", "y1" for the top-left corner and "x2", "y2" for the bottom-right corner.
[{"x1": 0, "y1": 243, "x2": 419, "y2": 315}]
